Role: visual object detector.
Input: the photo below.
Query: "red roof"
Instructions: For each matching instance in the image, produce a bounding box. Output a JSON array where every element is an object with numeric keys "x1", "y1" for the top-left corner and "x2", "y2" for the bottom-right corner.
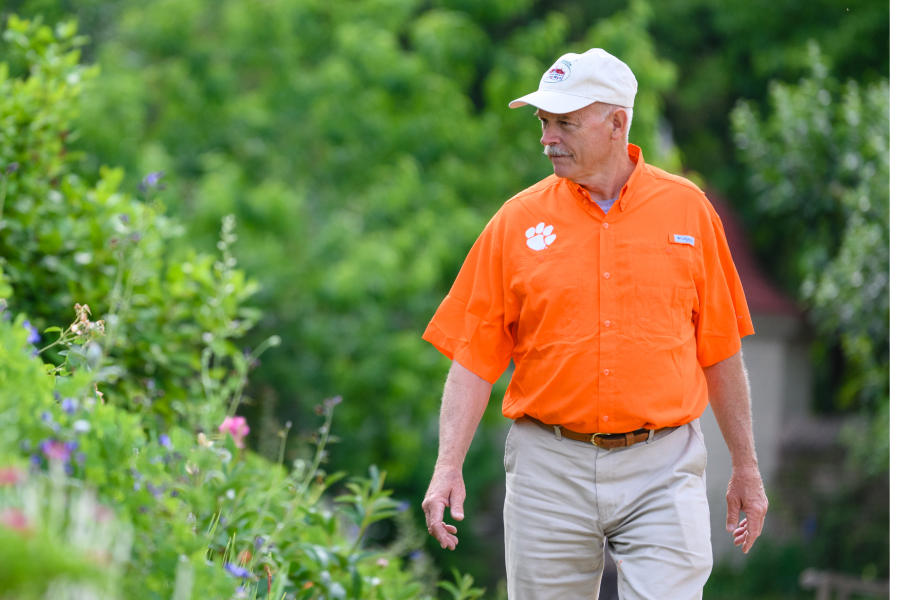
[{"x1": 706, "y1": 193, "x2": 798, "y2": 316}]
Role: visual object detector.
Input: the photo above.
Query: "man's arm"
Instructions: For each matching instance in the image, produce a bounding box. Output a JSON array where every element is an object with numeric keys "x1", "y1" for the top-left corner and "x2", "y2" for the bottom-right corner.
[
  {"x1": 421, "y1": 360, "x2": 492, "y2": 550},
  {"x1": 703, "y1": 349, "x2": 769, "y2": 554}
]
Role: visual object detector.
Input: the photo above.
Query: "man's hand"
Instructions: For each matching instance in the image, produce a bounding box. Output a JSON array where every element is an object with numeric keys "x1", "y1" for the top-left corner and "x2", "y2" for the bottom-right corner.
[
  {"x1": 726, "y1": 465, "x2": 768, "y2": 553},
  {"x1": 422, "y1": 466, "x2": 465, "y2": 550}
]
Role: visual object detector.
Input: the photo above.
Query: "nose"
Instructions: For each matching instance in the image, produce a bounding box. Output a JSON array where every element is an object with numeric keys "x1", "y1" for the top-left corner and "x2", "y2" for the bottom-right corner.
[{"x1": 540, "y1": 125, "x2": 560, "y2": 148}]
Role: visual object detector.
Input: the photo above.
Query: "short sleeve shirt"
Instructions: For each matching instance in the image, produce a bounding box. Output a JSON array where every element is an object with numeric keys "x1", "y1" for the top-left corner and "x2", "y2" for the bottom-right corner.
[{"x1": 422, "y1": 144, "x2": 754, "y2": 433}]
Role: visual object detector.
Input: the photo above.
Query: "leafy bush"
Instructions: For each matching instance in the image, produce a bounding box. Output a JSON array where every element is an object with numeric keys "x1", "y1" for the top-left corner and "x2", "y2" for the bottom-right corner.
[
  {"x1": 0, "y1": 15, "x2": 467, "y2": 600},
  {"x1": 732, "y1": 42, "x2": 889, "y2": 472}
]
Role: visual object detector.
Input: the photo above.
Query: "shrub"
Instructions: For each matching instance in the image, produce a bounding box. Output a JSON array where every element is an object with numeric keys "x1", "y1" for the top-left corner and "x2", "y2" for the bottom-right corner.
[{"x1": 0, "y1": 15, "x2": 461, "y2": 600}]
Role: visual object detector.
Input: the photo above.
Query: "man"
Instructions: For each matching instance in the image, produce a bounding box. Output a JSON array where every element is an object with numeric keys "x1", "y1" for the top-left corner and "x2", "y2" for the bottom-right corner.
[{"x1": 420, "y1": 48, "x2": 768, "y2": 599}]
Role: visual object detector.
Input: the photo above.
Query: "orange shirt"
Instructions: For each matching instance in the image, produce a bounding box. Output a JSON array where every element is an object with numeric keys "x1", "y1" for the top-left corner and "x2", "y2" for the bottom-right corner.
[{"x1": 422, "y1": 144, "x2": 754, "y2": 433}]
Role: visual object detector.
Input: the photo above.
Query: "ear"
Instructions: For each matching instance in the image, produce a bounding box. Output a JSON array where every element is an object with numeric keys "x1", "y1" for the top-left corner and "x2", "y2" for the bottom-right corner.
[{"x1": 610, "y1": 108, "x2": 629, "y2": 141}]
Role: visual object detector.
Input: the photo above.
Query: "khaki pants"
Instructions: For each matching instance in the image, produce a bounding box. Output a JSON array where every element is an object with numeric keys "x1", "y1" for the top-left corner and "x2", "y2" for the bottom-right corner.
[{"x1": 504, "y1": 417, "x2": 713, "y2": 600}]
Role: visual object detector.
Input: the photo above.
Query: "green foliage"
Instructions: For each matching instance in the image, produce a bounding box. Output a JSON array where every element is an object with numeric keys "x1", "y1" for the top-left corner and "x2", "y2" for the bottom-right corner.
[
  {"x1": 0, "y1": 16, "x2": 448, "y2": 600},
  {"x1": 436, "y1": 569, "x2": 485, "y2": 600},
  {"x1": 731, "y1": 42, "x2": 888, "y2": 473},
  {"x1": 645, "y1": 0, "x2": 888, "y2": 197},
  {"x1": 0, "y1": 16, "x2": 263, "y2": 428}
]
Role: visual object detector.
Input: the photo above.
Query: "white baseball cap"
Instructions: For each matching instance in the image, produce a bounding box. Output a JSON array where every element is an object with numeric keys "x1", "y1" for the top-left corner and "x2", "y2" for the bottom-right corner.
[{"x1": 509, "y1": 48, "x2": 638, "y2": 113}]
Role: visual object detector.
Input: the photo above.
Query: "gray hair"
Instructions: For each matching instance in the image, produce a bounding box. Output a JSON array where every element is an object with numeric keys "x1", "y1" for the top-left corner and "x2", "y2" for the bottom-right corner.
[{"x1": 595, "y1": 102, "x2": 633, "y2": 144}]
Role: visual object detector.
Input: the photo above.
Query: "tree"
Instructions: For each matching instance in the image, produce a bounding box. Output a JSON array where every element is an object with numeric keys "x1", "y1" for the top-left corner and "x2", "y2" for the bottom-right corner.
[{"x1": 731, "y1": 42, "x2": 888, "y2": 473}]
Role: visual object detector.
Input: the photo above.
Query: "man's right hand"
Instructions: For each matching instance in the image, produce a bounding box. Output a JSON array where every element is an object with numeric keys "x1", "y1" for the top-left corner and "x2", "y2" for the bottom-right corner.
[{"x1": 422, "y1": 466, "x2": 466, "y2": 550}]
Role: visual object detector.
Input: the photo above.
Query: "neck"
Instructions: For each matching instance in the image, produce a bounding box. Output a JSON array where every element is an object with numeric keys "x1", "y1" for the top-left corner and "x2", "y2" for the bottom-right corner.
[{"x1": 575, "y1": 146, "x2": 636, "y2": 203}]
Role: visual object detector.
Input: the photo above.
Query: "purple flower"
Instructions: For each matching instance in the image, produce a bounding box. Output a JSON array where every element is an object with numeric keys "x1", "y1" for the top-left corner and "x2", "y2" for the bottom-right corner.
[
  {"x1": 159, "y1": 434, "x2": 172, "y2": 449},
  {"x1": 397, "y1": 500, "x2": 410, "y2": 512},
  {"x1": 61, "y1": 397, "x2": 77, "y2": 414},
  {"x1": 224, "y1": 562, "x2": 252, "y2": 578},
  {"x1": 75, "y1": 452, "x2": 86, "y2": 464},
  {"x1": 39, "y1": 439, "x2": 72, "y2": 462},
  {"x1": 29, "y1": 454, "x2": 41, "y2": 468},
  {"x1": 5, "y1": 162, "x2": 18, "y2": 174},
  {"x1": 409, "y1": 550, "x2": 424, "y2": 561},
  {"x1": 139, "y1": 171, "x2": 165, "y2": 192},
  {"x1": 147, "y1": 483, "x2": 164, "y2": 498},
  {"x1": 254, "y1": 536, "x2": 264, "y2": 549},
  {"x1": 22, "y1": 320, "x2": 40, "y2": 344}
]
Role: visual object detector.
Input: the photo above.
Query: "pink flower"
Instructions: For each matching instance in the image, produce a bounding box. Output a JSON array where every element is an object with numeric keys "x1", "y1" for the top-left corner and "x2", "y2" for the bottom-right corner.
[
  {"x1": 0, "y1": 467, "x2": 24, "y2": 486},
  {"x1": 0, "y1": 508, "x2": 30, "y2": 532},
  {"x1": 219, "y1": 416, "x2": 250, "y2": 449}
]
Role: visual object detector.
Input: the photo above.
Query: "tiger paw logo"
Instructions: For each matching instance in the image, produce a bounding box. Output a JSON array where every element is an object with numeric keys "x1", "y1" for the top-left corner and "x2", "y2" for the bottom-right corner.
[{"x1": 526, "y1": 223, "x2": 556, "y2": 251}]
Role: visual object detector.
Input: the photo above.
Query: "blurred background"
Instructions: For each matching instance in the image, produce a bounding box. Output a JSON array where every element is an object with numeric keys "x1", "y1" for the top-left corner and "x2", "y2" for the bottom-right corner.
[{"x1": 0, "y1": 0, "x2": 888, "y2": 598}]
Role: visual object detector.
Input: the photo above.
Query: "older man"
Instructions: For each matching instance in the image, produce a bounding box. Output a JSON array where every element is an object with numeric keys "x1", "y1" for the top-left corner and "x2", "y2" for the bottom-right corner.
[{"x1": 421, "y1": 48, "x2": 768, "y2": 599}]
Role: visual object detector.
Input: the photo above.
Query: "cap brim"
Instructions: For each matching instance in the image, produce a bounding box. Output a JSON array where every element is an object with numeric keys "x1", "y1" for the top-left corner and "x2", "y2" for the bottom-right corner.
[{"x1": 508, "y1": 90, "x2": 596, "y2": 113}]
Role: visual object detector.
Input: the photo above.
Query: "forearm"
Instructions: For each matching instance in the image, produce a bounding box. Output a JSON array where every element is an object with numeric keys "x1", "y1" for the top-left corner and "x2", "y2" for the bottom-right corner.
[
  {"x1": 703, "y1": 349, "x2": 758, "y2": 468},
  {"x1": 434, "y1": 360, "x2": 493, "y2": 471}
]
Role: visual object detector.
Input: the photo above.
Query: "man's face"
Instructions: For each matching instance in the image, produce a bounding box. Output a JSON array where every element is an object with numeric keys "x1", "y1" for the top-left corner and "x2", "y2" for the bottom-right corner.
[{"x1": 536, "y1": 104, "x2": 620, "y2": 183}]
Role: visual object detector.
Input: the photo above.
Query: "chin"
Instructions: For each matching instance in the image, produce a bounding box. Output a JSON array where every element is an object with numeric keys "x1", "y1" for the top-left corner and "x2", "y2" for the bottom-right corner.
[{"x1": 551, "y1": 163, "x2": 574, "y2": 179}]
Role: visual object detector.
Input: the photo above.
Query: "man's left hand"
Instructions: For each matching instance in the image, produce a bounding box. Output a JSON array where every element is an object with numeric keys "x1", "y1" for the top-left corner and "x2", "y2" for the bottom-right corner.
[{"x1": 725, "y1": 465, "x2": 768, "y2": 553}]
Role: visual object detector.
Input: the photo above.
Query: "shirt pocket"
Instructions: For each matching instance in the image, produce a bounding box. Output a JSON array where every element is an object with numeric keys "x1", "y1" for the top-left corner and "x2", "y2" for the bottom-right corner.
[
  {"x1": 511, "y1": 255, "x2": 582, "y2": 346},
  {"x1": 629, "y1": 245, "x2": 695, "y2": 338}
]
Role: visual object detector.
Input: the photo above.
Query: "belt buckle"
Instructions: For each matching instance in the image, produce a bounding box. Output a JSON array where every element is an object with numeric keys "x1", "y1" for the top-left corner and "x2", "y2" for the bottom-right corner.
[{"x1": 590, "y1": 432, "x2": 610, "y2": 446}]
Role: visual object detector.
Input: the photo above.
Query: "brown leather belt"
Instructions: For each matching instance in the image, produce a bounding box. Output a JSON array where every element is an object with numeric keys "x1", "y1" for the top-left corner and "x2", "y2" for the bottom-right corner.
[{"x1": 525, "y1": 415, "x2": 674, "y2": 449}]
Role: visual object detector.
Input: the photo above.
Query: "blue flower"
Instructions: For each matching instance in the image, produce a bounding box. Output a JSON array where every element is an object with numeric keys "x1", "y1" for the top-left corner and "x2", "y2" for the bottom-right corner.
[
  {"x1": 224, "y1": 562, "x2": 252, "y2": 578},
  {"x1": 397, "y1": 500, "x2": 410, "y2": 513},
  {"x1": 159, "y1": 434, "x2": 172, "y2": 449},
  {"x1": 254, "y1": 536, "x2": 264, "y2": 549},
  {"x1": 139, "y1": 171, "x2": 165, "y2": 192},
  {"x1": 409, "y1": 550, "x2": 424, "y2": 561},
  {"x1": 22, "y1": 320, "x2": 40, "y2": 344},
  {"x1": 61, "y1": 397, "x2": 77, "y2": 414},
  {"x1": 41, "y1": 412, "x2": 60, "y2": 433}
]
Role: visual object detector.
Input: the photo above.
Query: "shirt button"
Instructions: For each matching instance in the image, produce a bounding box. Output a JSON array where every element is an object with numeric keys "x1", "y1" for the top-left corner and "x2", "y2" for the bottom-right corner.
[
  {"x1": 604, "y1": 272, "x2": 610, "y2": 279},
  {"x1": 604, "y1": 320, "x2": 611, "y2": 327},
  {"x1": 666, "y1": 248, "x2": 673, "y2": 254},
  {"x1": 603, "y1": 369, "x2": 610, "y2": 376},
  {"x1": 603, "y1": 415, "x2": 609, "y2": 422},
  {"x1": 603, "y1": 223, "x2": 609, "y2": 229}
]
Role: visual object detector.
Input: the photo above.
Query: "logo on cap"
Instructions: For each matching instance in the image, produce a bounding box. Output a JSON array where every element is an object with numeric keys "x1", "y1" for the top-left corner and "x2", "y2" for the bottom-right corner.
[{"x1": 542, "y1": 61, "x2": 571, "y2": 83}]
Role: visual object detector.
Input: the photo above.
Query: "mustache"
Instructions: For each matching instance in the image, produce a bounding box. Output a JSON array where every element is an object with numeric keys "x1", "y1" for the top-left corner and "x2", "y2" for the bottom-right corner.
[{"x1": 543, "y1": 145, "x2": 571, "y2": 157}]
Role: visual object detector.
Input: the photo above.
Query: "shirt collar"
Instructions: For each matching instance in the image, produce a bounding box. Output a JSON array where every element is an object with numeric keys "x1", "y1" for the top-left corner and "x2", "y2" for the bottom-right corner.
[
  {"x1": 560, "y1": 143, "x2": 645, "y2": 212},
  {"x1": 618, "y1": 143, "x2": 644, "y2": 211}
]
